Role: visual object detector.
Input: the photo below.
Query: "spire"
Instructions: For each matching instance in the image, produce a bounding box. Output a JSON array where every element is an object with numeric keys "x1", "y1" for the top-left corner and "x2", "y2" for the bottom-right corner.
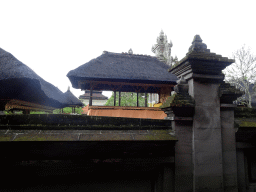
[
  {"x1": 188, "y1": 35, "x2": 210, "y2": 53},
  {"x1": 68, "y1": 86, "x2": 70, "y2": 92}
]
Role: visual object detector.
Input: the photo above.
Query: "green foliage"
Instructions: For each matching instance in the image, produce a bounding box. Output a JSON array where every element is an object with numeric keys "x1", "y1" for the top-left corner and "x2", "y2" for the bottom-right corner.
[
  {"x1": 53, "y1": 107, "x2": 83, "y2": 114},
  {"x1": 105, "y1": 92, "x2": 148, "y2": 107},
  {"x1": 30, "y1": 107, "x2": 83, "y2": 115},
  {"x1": 30, "y1": 111, "x2": 49, "y2": 114},
  {"x1": 171, "y1": 55, "x2": 179, "y2": 68},
  {"x1": 4, "y1": 110, "x2": 23, "y2": 115}
]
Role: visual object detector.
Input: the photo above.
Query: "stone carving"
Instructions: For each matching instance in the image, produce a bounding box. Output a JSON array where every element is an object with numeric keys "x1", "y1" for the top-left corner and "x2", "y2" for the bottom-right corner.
[
  {"x1": 188, "y1": 35, "x2": 210, "y2": 53},
  {"x1": 160, "y1": 76, "x2": 194, "y2": 110},
  {"x1": 152, "y1": 30, "x2": 173, "y2": 66}
]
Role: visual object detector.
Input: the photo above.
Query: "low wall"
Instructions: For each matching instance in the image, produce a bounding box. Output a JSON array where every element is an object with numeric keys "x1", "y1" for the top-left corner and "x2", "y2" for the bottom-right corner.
[{"x1": 0, "y1": 114, "x2": 175, "y2": 142}]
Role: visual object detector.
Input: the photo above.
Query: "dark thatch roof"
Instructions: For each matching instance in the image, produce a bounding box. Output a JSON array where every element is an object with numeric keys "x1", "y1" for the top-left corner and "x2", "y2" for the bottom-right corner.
[
  {"x1": 67, "y1": 51, "x2": 178, "y2": 91},
  {"x1": 0, "y1": 47, "x2": 68, "y2": 109},
  {"x1": 63, "y1": 87, "x2": 84, "y2": 107}
]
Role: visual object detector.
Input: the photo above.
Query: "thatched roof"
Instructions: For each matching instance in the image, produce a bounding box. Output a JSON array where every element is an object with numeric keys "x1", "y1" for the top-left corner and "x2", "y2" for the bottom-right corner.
[
  {"x1": 0, "y1": 47, "x2": 68, "y2": 109},
  {"x1": 63, "y1": 87, "x2": 84, "y2": 107},
  {"x1": 67, "y1": 51, "x2": 178, "y2": 92}
]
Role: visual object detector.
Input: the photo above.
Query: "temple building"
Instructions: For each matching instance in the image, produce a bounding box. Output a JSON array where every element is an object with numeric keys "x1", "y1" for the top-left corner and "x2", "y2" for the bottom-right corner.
[
  {"x1": 67, "y1": 50, "x2": 178, "y2": 119},
  {"x1": 79, "y1": 90, "x2": 108, "y2": 106},
  {"x1": 62, "y1": 87, "x2": 84, "y2": 113},
  {"x1": 2, "y1": 35, "x2": 256, "y2": 191}
]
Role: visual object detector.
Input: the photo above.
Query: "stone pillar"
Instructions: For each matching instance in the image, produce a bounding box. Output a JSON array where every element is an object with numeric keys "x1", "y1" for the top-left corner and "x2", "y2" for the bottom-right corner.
[
  {"x1": 173, "y1": 119, "x2": 194, "y2": 192},
  {"x1": 220, "y1": 106, "x2": 238, "y2": 192},
  {"x1": 219, "y1": 84, "x2": 243, "y2": 192},
  {"x1": 169, "y1": 35, "x2": 237, "y2": 191},
  {"x1": 114, "y1": 91, "x2": 116, "y2": 106},
  {"x1": 160, "y1": 77, "x2": 195, "y2": 192},
  {"x1": 89, "y1": 87, "x2": 93, "y2": 106},
  {"x1": 190, "y1": 80, "x2": 224, "y2": 191},
  {"x1": 236, "y1": 149, "x2": 247, "y2": 192}
]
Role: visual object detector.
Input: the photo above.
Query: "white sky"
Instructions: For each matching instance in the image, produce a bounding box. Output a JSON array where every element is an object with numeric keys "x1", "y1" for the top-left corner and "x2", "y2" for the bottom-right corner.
[{"x1": 1, "y1": 0, "x2": 256, "y2": 98}]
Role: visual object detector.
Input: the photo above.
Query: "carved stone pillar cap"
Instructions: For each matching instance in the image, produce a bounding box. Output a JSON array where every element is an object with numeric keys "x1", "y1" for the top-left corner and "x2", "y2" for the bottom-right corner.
[
  {"x1": 188, "y1": 35, "x2": 210, "y2": 53},
  {"x1": 174, "y1": 76, "x2": 188, "y2": 93}
]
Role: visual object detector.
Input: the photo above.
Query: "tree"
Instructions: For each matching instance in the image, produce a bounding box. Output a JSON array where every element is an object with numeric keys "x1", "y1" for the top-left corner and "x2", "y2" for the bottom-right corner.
[
  {"x1": 105, "y1": 92, "x2": 147, "y2": 107},
  {"x1": 224, "y1": 45, "x2": 256, "y2": 108},
  {"x1": 171, "y1": 55, "x2": 179, "y2": 67}
]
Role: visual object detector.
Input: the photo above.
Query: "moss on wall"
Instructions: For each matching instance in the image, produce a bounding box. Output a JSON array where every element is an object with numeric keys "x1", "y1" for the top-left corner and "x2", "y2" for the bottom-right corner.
[{"x1": 235, "y1": 107, "x2": 256, "y2": 118}]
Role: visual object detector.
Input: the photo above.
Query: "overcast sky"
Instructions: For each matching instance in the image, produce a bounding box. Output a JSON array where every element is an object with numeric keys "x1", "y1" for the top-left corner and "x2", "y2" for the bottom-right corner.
[{"x1": 1, "y1": 0, "x2": 256, "y2": 98}]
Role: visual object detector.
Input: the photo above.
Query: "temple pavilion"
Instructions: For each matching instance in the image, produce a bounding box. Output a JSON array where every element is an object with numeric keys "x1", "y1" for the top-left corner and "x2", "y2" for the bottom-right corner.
[{"x1": 67, "y1": 50, "x2": 178, "y2": 119}]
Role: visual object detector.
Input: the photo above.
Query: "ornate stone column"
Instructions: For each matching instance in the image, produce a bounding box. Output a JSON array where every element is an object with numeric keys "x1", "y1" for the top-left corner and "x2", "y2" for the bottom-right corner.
[{"x1": 169, "y1": 35, "x2": 236, "y2": 191}]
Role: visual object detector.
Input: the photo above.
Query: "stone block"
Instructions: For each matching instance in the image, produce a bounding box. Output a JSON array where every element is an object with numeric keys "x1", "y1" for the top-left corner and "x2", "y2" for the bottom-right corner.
[
  {"x1": 192, "y1": 82, "x2": 220, "y2": 107},
  {"x1": 222, "y1": 138, "x2": 236, "y2": 153},
  {"x1": 195, "y1": 175, "x2": 223, "y2": 191},
  {"x1": 221, "y1": 118, "x2": 234, "y2": 129},
  {"x1": 194, "y1": 138, "x2": 222, "y2": 152},
  {"x1": 194, "y1": 163, "x2": 223, "y2": 176},
  {"x1": 175, "y1": 142, "x2": 192, "y2": 154},
  {"x1": 176, "y1": 130, "x2": 192, "y2": 143},
  {"x1": 222, "y1": 151, "x2": 237, "y2": 173},
  {"x1": 193, "y1": 106, "x2": 221, "y2": 129},
  {"x1": 175, "y1": 174, "x2": 193, "y2": 192},
  {"x1": 14, "y1": 133, "x2": 78, "y2": 141},
  {"x1": 175, "y1": 153, "x2": 192, "y2": 167},
  {"x1": 220, "y1": 110, "x2": 234, "y2": 124},
  {"x1": 175, "y1": 165, "x2": 193, "y2": 175},
  {"x1": 195, "y1": 151, "x2": 222, "y2": 165},
  {"x1": 79, "y1": 132, "x2": 133, "y2": 141},
  {"x1": 223, "y1": 174, "x2": 238, "y2": 190},
  {"x1": 193, "y1": 127, "x2": 222, "y2": 141}
]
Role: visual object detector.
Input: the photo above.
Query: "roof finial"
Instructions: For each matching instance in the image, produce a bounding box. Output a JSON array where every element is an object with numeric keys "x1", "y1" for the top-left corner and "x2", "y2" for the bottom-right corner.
[
  {"x1": 188, "y1": 35, "x2": 210, "y2": 53},
  {"x1": 68, "y1": 86, "x2": 70, "y2": 91},
  {"x1": 128, "y1": 48, "x2": 133, "y2": 54}
]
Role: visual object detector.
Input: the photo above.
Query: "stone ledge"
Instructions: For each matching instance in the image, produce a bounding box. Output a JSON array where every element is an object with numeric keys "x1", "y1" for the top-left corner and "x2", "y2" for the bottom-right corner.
[{"x1": 0, "y1": 129, "x2": 176, "y2": 142}]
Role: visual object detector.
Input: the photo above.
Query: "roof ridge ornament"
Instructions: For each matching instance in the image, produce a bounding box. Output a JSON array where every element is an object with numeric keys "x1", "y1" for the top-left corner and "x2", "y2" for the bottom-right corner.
[
  {"x1": 188, "y1": 35, "x2": 210, "y2": 53},
  {"x1": 128, "y1": 48, "x2": 133, "y2": 54}
]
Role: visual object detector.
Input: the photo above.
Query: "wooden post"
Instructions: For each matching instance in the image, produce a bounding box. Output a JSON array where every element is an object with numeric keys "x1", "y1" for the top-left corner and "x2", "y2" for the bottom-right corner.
[
  {"x1": 137, "y1": 92, "x2": 139, "y2": 107},
  {"x1": 145, "y1": 92, "x2": 147, "y2": 107},
  {"x1": 114, "y1": 91, "x2": 116, "y2": 106},
  {"x1": 89, "y1": 87, "x2": 93, "y2": 106},
  {"x1": 119, "y1": 91, "x2": 121, "y2": 106}
]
